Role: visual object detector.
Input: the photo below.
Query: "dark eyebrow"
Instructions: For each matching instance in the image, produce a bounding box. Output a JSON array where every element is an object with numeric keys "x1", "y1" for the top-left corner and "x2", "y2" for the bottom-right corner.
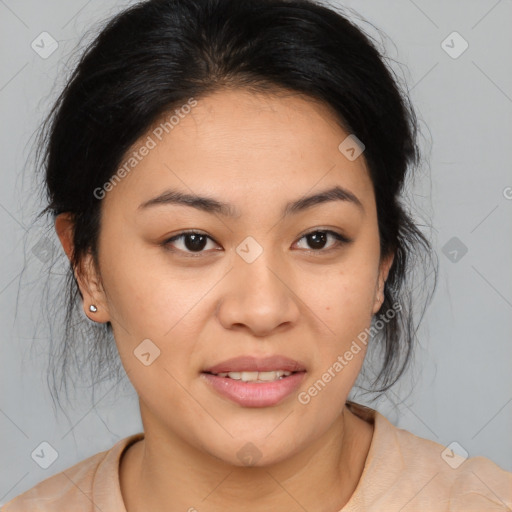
[
  {"x1": 138, "y1": 185, "x2": 364, "y2": 217},
  {"x1": 283, "y1": 186, "x2": 364, "y2": 216}
]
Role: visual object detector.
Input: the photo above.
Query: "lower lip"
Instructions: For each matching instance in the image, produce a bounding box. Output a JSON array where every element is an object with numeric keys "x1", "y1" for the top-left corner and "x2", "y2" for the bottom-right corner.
[{"x1": 201, "y1": 372, "x2": 306, "y2": 407}]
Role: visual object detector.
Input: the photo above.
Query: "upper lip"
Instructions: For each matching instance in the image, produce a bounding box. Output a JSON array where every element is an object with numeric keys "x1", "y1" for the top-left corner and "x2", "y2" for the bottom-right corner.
[{"x1": 203, "y1": 355, "x2": 307, "y2": 374}]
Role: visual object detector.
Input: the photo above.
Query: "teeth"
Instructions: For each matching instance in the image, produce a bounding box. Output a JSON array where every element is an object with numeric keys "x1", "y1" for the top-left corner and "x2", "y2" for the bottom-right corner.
[
  {"x1": 214, "y1": 370, "x2": 292, "y2": 382},
  {"x1": 240, "y1": 371, "x2": 259, "y2": 381},
  {"x1": 257, "y1": 371, "x2": 289, "y2": 381}
]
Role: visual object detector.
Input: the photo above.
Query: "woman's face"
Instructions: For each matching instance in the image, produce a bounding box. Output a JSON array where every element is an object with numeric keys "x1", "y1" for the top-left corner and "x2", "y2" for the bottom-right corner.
[{"x1": 76, "y1": 88, "x2": 393, "y2": 466}]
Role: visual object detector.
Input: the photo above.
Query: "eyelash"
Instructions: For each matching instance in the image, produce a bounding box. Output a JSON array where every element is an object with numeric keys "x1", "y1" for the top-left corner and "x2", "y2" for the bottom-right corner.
[{"x1": 162, "y1": 229, "x2": 352, "y2": 257}]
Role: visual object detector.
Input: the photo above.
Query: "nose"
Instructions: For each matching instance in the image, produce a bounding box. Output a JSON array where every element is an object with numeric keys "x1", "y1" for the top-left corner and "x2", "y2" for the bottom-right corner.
[{"x1": 215, "y1": 250, "x2": 301, "y2": 337}]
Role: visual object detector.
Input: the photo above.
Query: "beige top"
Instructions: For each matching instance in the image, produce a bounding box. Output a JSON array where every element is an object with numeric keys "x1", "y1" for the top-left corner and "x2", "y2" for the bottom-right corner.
[{"x1": 3, "y1": 403, "x2": 512, "y2": 511}]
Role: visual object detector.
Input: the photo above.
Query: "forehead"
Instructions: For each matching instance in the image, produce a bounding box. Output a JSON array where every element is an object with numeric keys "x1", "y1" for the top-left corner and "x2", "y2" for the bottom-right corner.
[{"x1": 103, "y1": 88, "x2": 375, "y2": 214}]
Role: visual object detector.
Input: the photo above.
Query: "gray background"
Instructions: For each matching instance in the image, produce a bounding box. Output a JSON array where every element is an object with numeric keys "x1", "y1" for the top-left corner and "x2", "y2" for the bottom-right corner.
[{"x1": 1, "y1": 0, "x2": 511, "y2": 504}]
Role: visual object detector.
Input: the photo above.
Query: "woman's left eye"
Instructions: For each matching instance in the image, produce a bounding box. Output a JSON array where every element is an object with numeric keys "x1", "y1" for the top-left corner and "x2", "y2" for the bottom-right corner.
[
  {"x1": 162, "y1": 229, "x2": 351, "y2": 256},
  {"x1": 294, "y1": 230, "x2": 352, "y2": 252}
]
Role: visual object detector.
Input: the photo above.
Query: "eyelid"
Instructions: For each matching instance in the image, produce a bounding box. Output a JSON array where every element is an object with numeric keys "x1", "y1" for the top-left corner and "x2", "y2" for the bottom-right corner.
[
  {"x1": 296, "y1": 227, "x2": 352, "y2": 244},
  {"x1": 162, "y1": 229, "x2": 220, "y2": 257},
  {"x1": 293, "y1": 229, "x2": 352, "y2": 254}
]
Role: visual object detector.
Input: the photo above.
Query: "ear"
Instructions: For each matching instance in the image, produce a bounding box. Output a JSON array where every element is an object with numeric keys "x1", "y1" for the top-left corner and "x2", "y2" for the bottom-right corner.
[
  {"x1": 54, "y1": 213, "x2": 110, "y2": 323},
  {"x1": 372, "y1": 251, "x2": 394, "y2": 315}
]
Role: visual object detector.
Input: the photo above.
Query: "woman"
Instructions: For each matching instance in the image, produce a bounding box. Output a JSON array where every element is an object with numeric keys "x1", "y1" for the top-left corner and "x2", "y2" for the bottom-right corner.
[{"x1": 4, "y1": 0, "x2": 511, "y2": 510}]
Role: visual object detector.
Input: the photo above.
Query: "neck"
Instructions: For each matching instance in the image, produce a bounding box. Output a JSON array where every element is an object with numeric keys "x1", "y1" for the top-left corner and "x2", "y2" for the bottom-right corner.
[{"x1": 120, "y1": 405, "x2": 373, "y2": 512}]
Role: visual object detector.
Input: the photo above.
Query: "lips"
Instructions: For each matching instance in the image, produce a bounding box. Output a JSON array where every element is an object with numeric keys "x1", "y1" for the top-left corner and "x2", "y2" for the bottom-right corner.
[
  {"x1": 203, "y1": 355, "x2": 307, "y2": 374},
  {"x1": 201, "y1": 355, "x2": 307, "y2": 407}
]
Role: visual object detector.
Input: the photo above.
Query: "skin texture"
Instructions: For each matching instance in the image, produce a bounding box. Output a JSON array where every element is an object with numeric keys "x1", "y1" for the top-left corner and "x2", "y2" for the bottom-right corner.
[{"x1": 56, "y1": 88, "x2": 394, "y2": 512}]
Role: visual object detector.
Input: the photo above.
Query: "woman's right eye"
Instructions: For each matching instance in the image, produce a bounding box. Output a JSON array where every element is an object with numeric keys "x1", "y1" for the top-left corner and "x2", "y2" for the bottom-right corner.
[{"x1": 162, "y1": 231, "x2": 221, "y2": 256}]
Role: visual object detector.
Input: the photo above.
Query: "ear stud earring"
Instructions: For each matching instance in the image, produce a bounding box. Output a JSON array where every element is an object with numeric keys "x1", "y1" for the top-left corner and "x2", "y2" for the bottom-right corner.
[{"x1": 89, "y1": 304, "x2": 98, "y2": 313}]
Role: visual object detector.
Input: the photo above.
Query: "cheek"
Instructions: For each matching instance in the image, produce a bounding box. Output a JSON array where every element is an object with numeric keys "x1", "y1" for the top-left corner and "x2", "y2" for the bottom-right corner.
[
  {"x1": 122, "y1": 355, "x2": 213, "y2": 448},
  {"x1": 297, "y1": 249, "x2": 379, "y2": 395},
  {"x1": 310, "y1": 262, "x2": 379, "y2": 339},
  {"x1": 296, "y1": 272, "x2": 373, "y2": 415},
  {"x1": 99, "y1": 232, "x2": 205, "y2": 335}
]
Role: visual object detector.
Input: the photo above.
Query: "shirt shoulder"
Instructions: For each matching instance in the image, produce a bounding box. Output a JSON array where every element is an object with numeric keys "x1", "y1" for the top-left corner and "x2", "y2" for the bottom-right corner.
[
  {"x1": 344, "y1": 403, "x2": 512, "y2": 512},
  {"x1": 393, "y1": 423, "x2": 512, "y2": 510},
  {"x1": 2, "y1": 433, "x2": 143, "y2": 512}
]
